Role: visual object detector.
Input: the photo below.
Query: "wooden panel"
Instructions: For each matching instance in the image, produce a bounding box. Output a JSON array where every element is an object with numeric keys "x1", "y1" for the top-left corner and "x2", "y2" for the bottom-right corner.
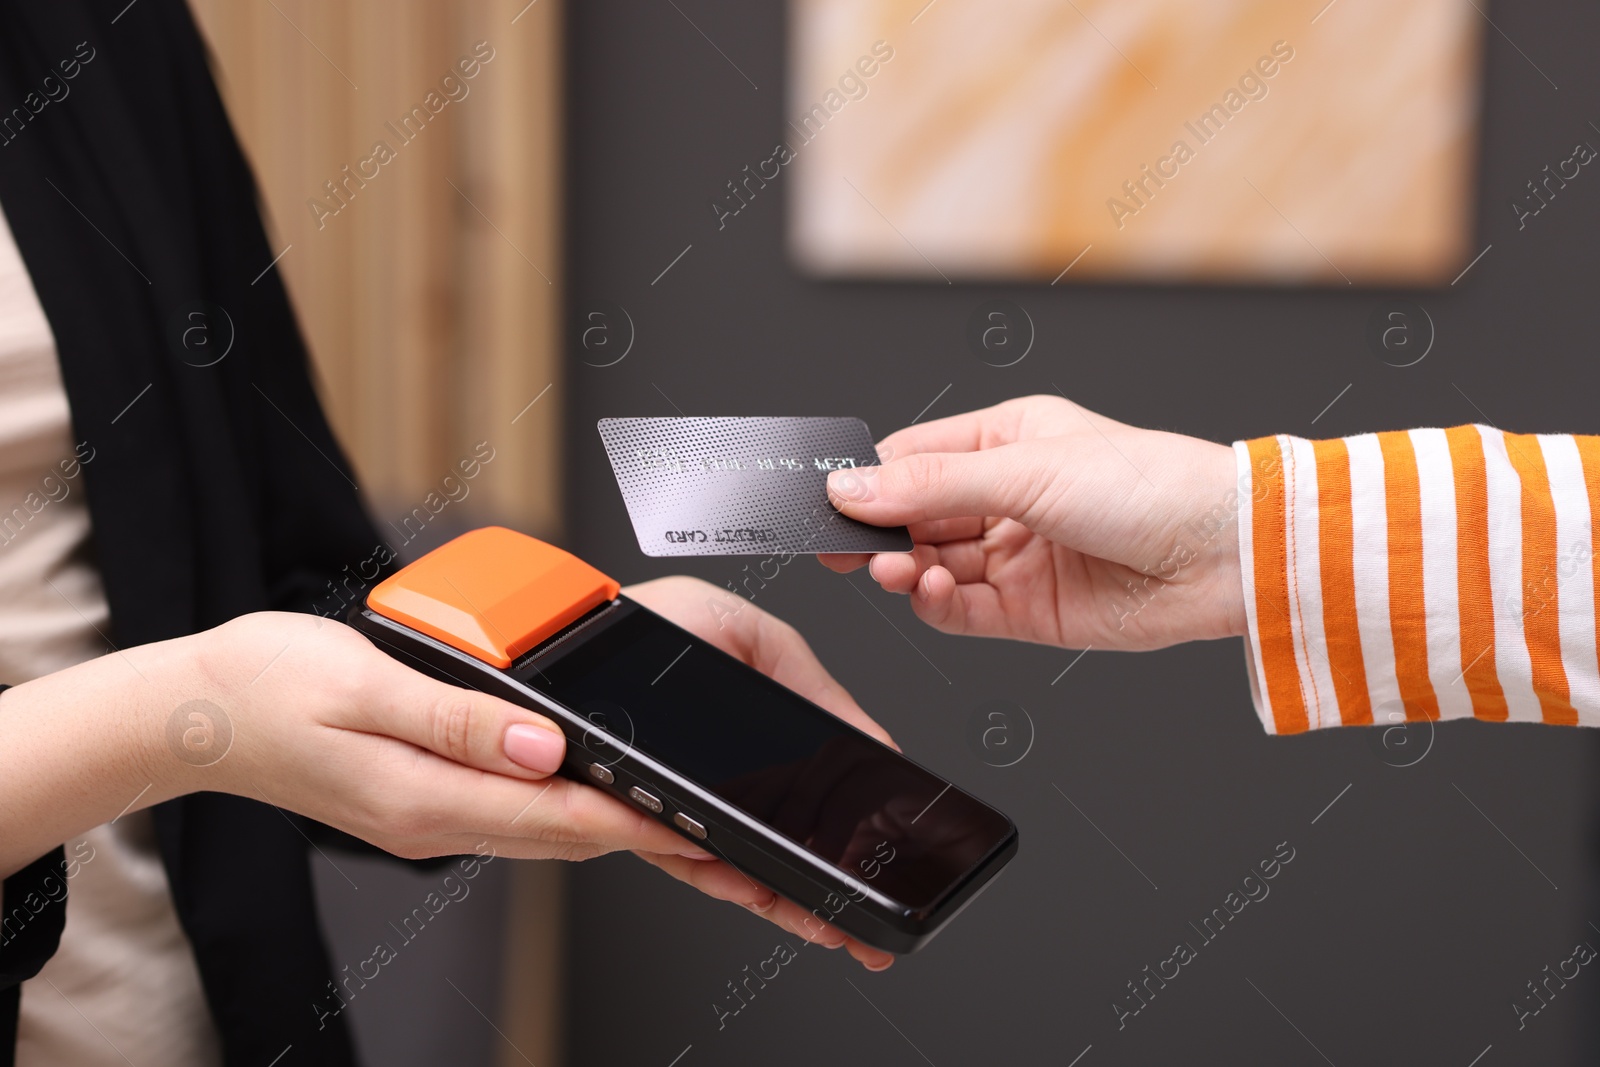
[
  {"x1": 497, "y1": 859, "x2": 566, "y2": 1067},
  {"x1": 188, "y1": 0, "x2": 562, "y2": 535},
  {"x1": 185, "y1": 3, "x2": 567, "y2": 1064}
]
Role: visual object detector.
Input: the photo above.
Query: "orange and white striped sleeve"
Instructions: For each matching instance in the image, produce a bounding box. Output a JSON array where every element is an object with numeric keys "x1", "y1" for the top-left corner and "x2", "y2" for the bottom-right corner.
[{"x1": 1233, "y1": 426, "x2": 1600, "y2": 734}]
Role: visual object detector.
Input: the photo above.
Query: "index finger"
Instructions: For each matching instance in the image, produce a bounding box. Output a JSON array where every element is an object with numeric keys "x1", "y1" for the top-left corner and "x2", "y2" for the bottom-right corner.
[
  {"x1": 875, "y1": 407, "x2": 995, "y2": 464},
  {"x1": 876, "y1": 393, "x2": 1086, "y2": 461},
  {"x1": 390, "y1": 755, "x2": 711, "y2": 859}
]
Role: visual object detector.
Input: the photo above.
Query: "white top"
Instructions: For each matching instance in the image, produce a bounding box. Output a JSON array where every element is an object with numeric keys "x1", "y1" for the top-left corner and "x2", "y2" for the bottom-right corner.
[{"x1": 0, "y1": 204, "x2": 220, "y2": 1066}]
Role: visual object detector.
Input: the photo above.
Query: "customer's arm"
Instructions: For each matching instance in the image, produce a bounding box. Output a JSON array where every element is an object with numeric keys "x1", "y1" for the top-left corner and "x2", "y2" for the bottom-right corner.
[
  {"x1": 1232, "y1": 426, "x2": 1598, "y2": 731},
  {"x1": 823, "y1": 394, "x2": 1600, "y2": 733}
]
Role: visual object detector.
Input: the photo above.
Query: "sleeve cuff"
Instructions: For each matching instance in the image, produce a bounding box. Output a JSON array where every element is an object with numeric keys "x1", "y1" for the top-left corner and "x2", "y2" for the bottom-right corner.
[{"x1": 1230, "y1": 426, "x2": 1587, "y2": 734}]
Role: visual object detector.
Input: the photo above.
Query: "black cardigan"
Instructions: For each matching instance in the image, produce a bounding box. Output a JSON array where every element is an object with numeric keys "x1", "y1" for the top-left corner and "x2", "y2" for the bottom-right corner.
[{"x1": 0, "y1": 2, "x2": 392, "y2": 1063}]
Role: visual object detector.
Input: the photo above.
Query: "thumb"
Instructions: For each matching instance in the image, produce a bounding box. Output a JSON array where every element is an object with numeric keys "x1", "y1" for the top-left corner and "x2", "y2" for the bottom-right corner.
[
  {"x1": 826, "y1": 441, "x2": 1053, "y2": 527},
  {"x1": 353, "y1": 667, "x2": 569, "y2": 780}
]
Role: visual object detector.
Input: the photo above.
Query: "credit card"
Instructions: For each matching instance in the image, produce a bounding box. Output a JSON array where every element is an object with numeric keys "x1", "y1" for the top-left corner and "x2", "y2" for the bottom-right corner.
[{"x1": 597, "y1": 417, "x2": 914, "y2": 557}]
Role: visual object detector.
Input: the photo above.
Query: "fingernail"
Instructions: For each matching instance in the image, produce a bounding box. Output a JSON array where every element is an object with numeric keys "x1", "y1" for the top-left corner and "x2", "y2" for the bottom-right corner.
[
  {"x1": 917, "y1": 570, "x2": 934, "y2": 598},
  {"x1": 746, "y1": 895, "x2": 776, "y2": 914},
  {"x1": 865, "y1": 957, "x2": 894, "y2": 972},
  {"x1": 828, "y1": 467, "x2": 877, "y2": 504},
  {"x1": 683, "y1": 850, "x2": 715, "y2": 861},
  {"x1": 817, "y1": 928, "x2": 847, "y2": 948},
  {"x1": 504, "y1": 723, "x2": 564, "y2": 775}
]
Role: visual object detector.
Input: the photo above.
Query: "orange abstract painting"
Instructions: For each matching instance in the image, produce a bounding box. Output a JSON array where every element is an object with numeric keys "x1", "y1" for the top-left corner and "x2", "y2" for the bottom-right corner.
[{"x1": 786, "y1": 0, "x2": 1484, "y2": 285}]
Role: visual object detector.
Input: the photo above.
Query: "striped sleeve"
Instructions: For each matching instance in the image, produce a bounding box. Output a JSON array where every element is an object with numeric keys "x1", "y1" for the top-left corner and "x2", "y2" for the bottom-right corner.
[{"x1": 1233, "y1": 426, "x2": 1600, "y2": 734}]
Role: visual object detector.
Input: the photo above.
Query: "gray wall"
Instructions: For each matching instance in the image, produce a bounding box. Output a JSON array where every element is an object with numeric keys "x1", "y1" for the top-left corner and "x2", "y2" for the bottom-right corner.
[{"x1": 563, "y1": 2, "x2": 1600, "y2": 1063}]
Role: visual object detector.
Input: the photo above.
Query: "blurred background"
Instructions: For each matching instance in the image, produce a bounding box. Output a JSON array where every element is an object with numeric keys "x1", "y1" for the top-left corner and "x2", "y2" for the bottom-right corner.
[{"x1": 189, "y1": 0, "x2": 1600, "y2": 1063}]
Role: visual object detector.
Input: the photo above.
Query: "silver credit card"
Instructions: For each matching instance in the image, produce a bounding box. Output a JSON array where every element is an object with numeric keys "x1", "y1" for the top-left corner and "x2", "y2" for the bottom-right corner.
[{"x1": 597, "y1": 417, "x2": 914, "y2": 557}]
